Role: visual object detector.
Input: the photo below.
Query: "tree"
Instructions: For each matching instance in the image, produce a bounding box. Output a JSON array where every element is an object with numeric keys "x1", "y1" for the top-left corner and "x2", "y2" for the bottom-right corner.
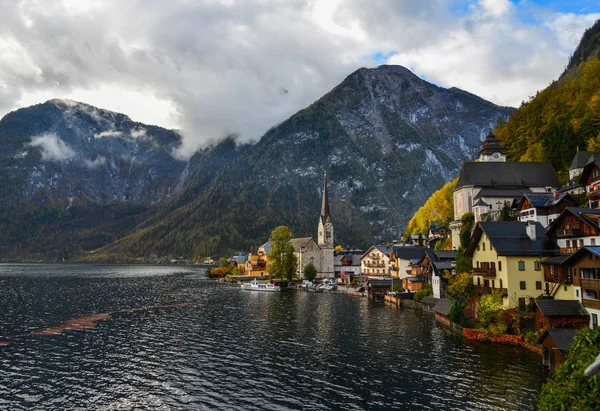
[
  {"x1": 414, "y1": 283, "x2": 432, "y2": 302},
  {"x1": 538, "y1": 328, "x2": 600, "y2": 410},
  {"x1": 303, "y1": 263, "x2": 317, "y2": 281},
  {"x1": 447, "y1": 272, "x2": 474, "y2": 303},
  {"x1": 268, "y1": 226, "x2": 298, "y2": 280},
  {"x1": 334, "y1": 245, "x2": 343, "y2": 251},
  {"x1": 477, "y1": 291, "x2": 504, "y2": 328}
]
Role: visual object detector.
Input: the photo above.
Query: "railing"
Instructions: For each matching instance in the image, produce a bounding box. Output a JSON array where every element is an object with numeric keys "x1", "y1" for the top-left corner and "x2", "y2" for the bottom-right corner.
[
  {"x1": 581, "y1": 278, "x2": 600, "y2": 290},
  {"x1": 560, "y1": 247, "x2": 578, "y2": 254},
  {"x1": 475, "y1": 285, "x2": 508, "y2": 297},
  {"x1": 473, "y1": 267, "x2": 496, "y2": 277},
  {"x1": 583, "y1": 299, "x2": 600, "y2": 309},
  {"x1": 588, "y1": 190, "x2": 600, "y2": 199},
  {"x1": 557, "y1": 229, "x2": 582, "y2": 238}
]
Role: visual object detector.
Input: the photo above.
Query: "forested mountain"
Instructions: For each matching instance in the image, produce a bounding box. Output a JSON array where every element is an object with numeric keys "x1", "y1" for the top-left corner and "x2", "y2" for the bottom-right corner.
[
  {"x1": 495, "y1": 19, "x2": 600, "y2": 176},
  {"x1": 0, "y1": 66, "x2": 513, "y2": 261},
  {"x1": 95, "y1": 65, "x2": 513, "y2": 260}
]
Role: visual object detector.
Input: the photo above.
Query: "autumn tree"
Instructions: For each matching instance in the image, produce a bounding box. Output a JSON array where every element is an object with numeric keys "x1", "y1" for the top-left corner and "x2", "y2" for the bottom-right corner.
[{"x1": 268, "y1": 226, "x2": 298, "y2": 280}]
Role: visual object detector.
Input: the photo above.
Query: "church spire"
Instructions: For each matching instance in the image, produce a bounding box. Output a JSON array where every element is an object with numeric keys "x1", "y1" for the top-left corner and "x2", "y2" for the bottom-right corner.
[{"x1": 321, "y1": 171, "x2": 331, "y2": 224}]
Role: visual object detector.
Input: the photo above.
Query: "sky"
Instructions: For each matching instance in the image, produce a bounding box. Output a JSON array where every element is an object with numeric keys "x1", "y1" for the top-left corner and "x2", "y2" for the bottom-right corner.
[{"x1": 0, "y1": 0, "x2": 599, "y2": 158}]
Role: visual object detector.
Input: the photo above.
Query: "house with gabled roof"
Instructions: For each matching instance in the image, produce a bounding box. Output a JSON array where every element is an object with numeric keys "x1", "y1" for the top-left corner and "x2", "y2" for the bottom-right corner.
[
  {"x1": 578, "y1": 155, "x2": 600, "y2": 209},
  {"x1": 450, "y1": 135, "x2": 558, "y2": 245},
  {"x1": 466, "y1": 221, "x2": 559, "y2": 309},
  {"x1": 390, "y1": 245, "x2": 427, "y2": 282},
  {"x1": 360, "y1": 245, "x2": 392, "y2": 279},
  {"x1": 516, "y1": 192, "x2": 578, "y2": 228},
  {"x1": 537, "y1": 328, "x2": 579, "y2": 371}
]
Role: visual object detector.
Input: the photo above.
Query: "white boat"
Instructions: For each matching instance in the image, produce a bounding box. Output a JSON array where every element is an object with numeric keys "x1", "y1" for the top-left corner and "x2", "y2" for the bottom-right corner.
[{"x1": 241, "y1": 279, "x2": 281, "y2": 292}]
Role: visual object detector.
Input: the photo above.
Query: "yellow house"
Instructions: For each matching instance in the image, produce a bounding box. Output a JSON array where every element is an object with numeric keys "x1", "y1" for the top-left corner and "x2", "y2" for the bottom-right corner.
[{"x1": 466, "y1": 221, "x2": 559, "y2": 309}]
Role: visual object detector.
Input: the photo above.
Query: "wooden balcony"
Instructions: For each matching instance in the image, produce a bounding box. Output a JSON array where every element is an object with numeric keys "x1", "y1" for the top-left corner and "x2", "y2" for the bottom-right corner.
[
  {"x1": 475, "y1": 285, "x2": 508, "y2": 297},
  {"x1": 473, "y1": 267, "x2": 496, "y2": 277},
  {"x1": 581, "y1": 278, "x2": 600, "y2": 291},
  {"x1": 583, "y1": 299, "x2": 600, "y2": 310},
  {"x1": 560, "y1": 247, "x2": 578, "y2": 254},
  {"x1": 557, "y1": 229, "x2": 582, "y2": 238}
]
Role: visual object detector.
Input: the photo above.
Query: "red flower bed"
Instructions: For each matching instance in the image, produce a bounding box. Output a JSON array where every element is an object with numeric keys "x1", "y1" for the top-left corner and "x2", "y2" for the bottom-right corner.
[{"x1": 462, "y1": 328, "x2": 542, "y2": 355}]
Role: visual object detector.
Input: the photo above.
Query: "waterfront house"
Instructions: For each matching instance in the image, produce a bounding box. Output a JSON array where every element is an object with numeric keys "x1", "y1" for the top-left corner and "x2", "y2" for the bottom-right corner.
[
  {"x1": 430, "y1": 250, "x2": 457, "y2": 299},
  {"x1": 391, "y1": 246, "x2": 427, "y2": 282},
  {"x1": 421, "y1": 296, "x2": 440, "y2": 311},
  {"x1": 334, "y1": 249, "x2": 363, "y2": 283},
  {"x1": 534, "y1": 299, "x2": 589, "y2": 334},
  {"x1": 432, "y1": 298, "x2": 453, "y2": 326},
  {"x1": 245, "y1": 242, "x2": 270, "y2": 276},
  {"x1": 361, "y1": 246, "x2": 392, "y2": 279},
  {"x1": 537, "y1": 328, "x2": 579, "y2": 371},
  {"x1": 466, "y1": 221, "x2": 559, "y2": 309},
  {"x1": 367, "y1": 279, "x2": 394, "y2": 300}
]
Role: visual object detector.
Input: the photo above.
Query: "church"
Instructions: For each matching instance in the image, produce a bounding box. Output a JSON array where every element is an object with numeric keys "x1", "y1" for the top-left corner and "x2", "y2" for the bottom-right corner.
[{"x1": 256, "y1": 173, "x2": 335, "y2": 280}]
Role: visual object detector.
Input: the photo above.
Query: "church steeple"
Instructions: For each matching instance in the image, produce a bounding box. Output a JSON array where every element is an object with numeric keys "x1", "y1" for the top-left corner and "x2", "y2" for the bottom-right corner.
[
  {"x1": 318, "y1": 172, "x2": 333, "y2": 249},
  {"x1": 478, "y1": 130, "x2": 507, "y2": 162},
  {"x1": 320, "y1": 171, "x2": 331, "y2": 225}
]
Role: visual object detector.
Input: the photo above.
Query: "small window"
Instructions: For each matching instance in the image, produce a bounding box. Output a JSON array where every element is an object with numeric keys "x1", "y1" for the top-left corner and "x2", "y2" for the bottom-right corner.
[
  {"x1": 477, "y1": 244, "x2": 480, "y2": 251},
  {"x1": 483, "y1": 243, "x2": 486, "y2": 251},
  {"x1": 534, "y1": 261, "x2": 541, "y2": 271},
  {"x1": 520, "y1": 281, "x2": 526, "y2": 290},
  {"x1": 593, "y1": 314, "x2": 598, "y2": 328},
  {"x1": 518, "y1": 261, "x2": 525, "y2": 271},
  {"x1": 492, "y1": 280, "x2": 495, "y2": 288},
  {"x1": 576, "y1": 289, "x2": 580, "y2": 298},
  {"x1": 566, "y1": 240, "x2": 571, "y2": 248},
  {"x1": 592, "y1": 239, "x2": 597, "y2": 246},
  {"x1": 580, "y1": 239, "x2": 584, "y2": 248},
  {"x1": 536, "y1": 281, "x2": 542, "y2": 290},
  {"x1": 484, "y1": 279, "x2": 490, "y2": 287},
  {"x1": 498, "y1": 261, "x2": 502, "y2": 271}
]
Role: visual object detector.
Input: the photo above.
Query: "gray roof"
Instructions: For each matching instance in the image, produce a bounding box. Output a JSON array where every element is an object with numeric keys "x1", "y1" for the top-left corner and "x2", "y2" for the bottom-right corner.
[
  {"x1": 407, "y1": 276, "x2": 424, "y2": 282},
  {"x1": 473, "y1": 198, "x2": 489, "y2": 207},
  {"x1": 478, "y1": 131, "x2": 507, "y2": 156},
  {"x1": 393, "y1": 246, "x2": 427, "y2": 260},
  {"x1": 466, "y1": 221, "x2": 559, "y2": 257},
  {"x1": 522, "y1": 192, "x2": 574, "y2": 208},
  {"x1": 536, "y1": 299, "x2": 589, "y2": 317},
  {"x1": 569, "y1": 150, "x2": 595, "y2": 170},
  {"x1": 542, "y1": 255, "x2": 572, "y2": 265},
  {"x1": 421, "y1": 297, "x2": 440, "y2": 305},
  {"x1": 368, "y1": 279, "x2": 394, "y2": 287},
  {"x1": 433, "y1": 261, "x2": 454, "y2": 270},
  {"x1": 475, "y1": 188, "x2": 533, "y2": 199},
  {"x1": 434, "y1": 250, "x2": 458, "y2": 260},
  {"x1": 260, "y1": 241, "x2": 273, "y2": 254},
  {"x1": 432, "y1": 298, "x2": 453, "y2": 316},
  {"x1": 546, "y1": 329, "x2": 579, "y2": 351},
  {"x1": 289, "y1": 237, "x2": 317, "y2": 252},
  {"x1": 547, "y1": 207, "x2": 600, "y2": 236},
  {"x1": 335, "y1": 253, "x2": 361, "y2": 267},
  {"x1": 456, "y1": 162, "x2": 557, "y2": 190}
]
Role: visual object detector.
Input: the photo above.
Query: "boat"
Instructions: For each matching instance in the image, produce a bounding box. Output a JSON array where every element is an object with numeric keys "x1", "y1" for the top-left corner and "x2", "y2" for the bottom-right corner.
[{"x1": 241, "y1": 279, "x2": 281, "y2": 292}]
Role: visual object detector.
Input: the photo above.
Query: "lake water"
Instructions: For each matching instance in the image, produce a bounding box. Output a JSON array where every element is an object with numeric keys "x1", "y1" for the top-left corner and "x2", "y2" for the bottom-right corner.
[{"x1": 0, "y1": 264, "x2": 547, "y2": 409}]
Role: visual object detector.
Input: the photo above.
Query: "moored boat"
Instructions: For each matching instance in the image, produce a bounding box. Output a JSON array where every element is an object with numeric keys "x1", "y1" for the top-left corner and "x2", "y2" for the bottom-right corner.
[{"x1": 241, "y1": 279, "x2": 281, "y2": 292}]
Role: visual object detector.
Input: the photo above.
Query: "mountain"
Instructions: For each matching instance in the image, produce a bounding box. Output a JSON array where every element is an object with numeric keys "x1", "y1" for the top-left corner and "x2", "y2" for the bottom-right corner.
[
  {"x1": 0, "y1": 99, "x2": 186, "y2": 206},
  {"x1": 94, "y1": 65, "x2": 514, "y2": 260},
  {"x1": 495, "y1": 19, "x2": 600, "y2": 175}
]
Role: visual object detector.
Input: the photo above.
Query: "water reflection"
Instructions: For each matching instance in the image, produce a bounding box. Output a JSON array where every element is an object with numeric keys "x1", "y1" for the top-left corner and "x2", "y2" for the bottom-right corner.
[{"x1": 0, "y1": 265, "x2": 547, "y2": 410}]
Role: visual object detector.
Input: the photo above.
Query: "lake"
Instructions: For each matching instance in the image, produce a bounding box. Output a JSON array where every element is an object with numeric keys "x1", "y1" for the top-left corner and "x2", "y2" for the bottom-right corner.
[{"x1": 0, "y1": 264, "x2": 547, "y2": 409}]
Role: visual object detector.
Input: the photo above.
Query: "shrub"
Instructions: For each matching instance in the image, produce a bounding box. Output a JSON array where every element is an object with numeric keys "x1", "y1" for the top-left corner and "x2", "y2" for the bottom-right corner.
[
  {"x1": 488, "y1": 322, "x2": 508, "y2": 336},
  {"x1": 477, "y1": 291, "x2": 504, "y2": 328},
  {"x1": 414, "y1": 283, "x2": 433, "y2": 302}
]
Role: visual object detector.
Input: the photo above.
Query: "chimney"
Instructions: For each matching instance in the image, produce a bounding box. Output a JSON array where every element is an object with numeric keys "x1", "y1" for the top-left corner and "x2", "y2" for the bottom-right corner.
[
  {"x1": 554, "y1": 191, "x2": 558, "y2": 198},
  {"x1": 526, "y1": 221, "x2": 537, "y2": 241}
]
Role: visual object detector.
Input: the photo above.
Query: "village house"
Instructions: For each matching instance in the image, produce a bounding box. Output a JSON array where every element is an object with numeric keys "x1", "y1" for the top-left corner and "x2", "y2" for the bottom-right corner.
[
  {"x1": 579, "y1": 155, "x2": 600, "y2": 209},
  {"x1": 360, "y1": 246, "x2": 392, "y2": 279},
  {"x1": 450, "y1": 132, "x2": 558, "y2": 246},
  {"x1": 537, "y1": 328, "x2": 579, "y2": 371},
  {"x1": 561, "y1": 150, "x2": 600, "y2": 195},
  {"x1": 466, "y1": 221, "x2": 559, "y2": 309},
  {"x1": 516, "y1": 192, "x2": 578, "y2": 228},
  {"x1": 245, "y1": 242, "x2": 270, "y2": 276},
  {"x1": 390, "y1": 246, "x2": 427, "y2": 282},
  {"x1": 430, "y1": 250, "x2": 457, "y2": 299},
  {"x1": 334, "y1": 249, "x2": 363, "y2": 283}
]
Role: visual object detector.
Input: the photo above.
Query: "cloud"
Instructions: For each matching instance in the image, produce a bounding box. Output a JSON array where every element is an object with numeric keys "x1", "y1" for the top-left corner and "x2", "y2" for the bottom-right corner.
[
  {"x1": 83, "y1": 156, "x2": 106, "y2": 169},
  {"x1": 28, "y1": 133, "x2": 75, "y2": 162},
  {"x1": 0, "y1": 0, "x2": 599, "y2": 158},
  {"x1": 130, "y1": 128, "x2": 147, "y2": 138},
  {"x1": 93, "y1": 130, "x2": 123, "y2": 138}
]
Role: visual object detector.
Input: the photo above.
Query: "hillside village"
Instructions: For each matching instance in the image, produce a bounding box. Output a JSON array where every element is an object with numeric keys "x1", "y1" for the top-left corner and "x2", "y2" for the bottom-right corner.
[{"x1": 213, "y1": 132, "x2": 600, "y2": 372}]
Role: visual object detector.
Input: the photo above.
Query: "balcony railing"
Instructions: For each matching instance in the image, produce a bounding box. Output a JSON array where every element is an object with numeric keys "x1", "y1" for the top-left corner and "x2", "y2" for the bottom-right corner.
[
  {"x1": 560, "y1": 247, "x2": 578, "y2": 254},
  {"x1": 475, "y1": 285, "x2": 508, "y2": 297},
  {"x1": 583, "y1": 298, "x2": 600, "y2": 310},
  {"x1": 557, "y1": 229, "x2": 582, "y2": 238},
  {"x1": 473, "y1": 267, "x2": 496, "y2": 277},
  {"x1": 581, "y1": 278, "x2": 600, "y2": 290}
]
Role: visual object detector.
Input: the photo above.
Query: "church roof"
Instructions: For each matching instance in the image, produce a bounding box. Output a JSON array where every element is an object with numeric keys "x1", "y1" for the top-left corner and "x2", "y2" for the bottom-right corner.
[
  {"x1": 290, "y1": 237, "x2": 318, "y2": 252},
  {"x1": 455, "y1": 162, "x2": 557, "y2": 190},
  {"x1": 569, "y1": 150, "x2": 598, "y2": 170},
  {"x1": 478, "y1": 131, "x2": 507, "y2": 156},
  {"x1": 321, "y1": 172, "x2": 331, "y2": 225}
]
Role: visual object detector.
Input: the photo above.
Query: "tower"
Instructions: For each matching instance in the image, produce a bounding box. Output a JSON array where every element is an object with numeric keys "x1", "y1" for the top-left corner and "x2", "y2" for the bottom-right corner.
[
  {"x1": 318, "y1": 172, "x2": 334, "y2": 279},
  {"x1": 477, "y1": 130, "x2": 507, "y2": 162}
]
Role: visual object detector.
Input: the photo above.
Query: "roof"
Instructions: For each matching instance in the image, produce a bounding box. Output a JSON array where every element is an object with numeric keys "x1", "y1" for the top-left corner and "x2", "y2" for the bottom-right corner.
[
  {"x1": 320, "y1": 172, "x2": 331, "y2": 225},
  {"x1": 432, "y1": 298, "x2": 453, "y2": 316},
  {"x1": 478, "y1": 131, "x2": 507, "y2": 156},
  {"x1": 334, "y1": 253, "x2": 361, "y2": 267},
  {"x1": 407, "y1": 276, "x2": 424, "y2": 282},
  {"x1": 232, "y1": 254, "x2": 249, "y2": 263},
  {"x1": 569, "y1": 150, "x2": 595, "y2": 170},
  {"x1": 421, "y1": 297, "x2": 440, "y2": 305},
  {"x1": 289, "y1": 237, "x2": 317, "y2": 252},
  {"x1": 541, "y1": 255, "x2": 572, "y2": 265},
  {"x1": 547, "y1": 207, "x2": 600, "y2": 237},
  {"x1": 361, "y1": 245, "x2": 391, "y2": 260},
  {"x1": 475, "y1": 188, "x2": 533, "y2": 199},
  {"x1": 392, "y1": 246, "x2": 427, "y2": 260},
  {"x1": 536, "y1": 328, "x2": 579, "y2": 350},
  {"x1": 473, "y1": 198, "x2": 489, "y2": 207},
  {"x1": 368, "y1": 279, "x2": 394, "y2": 287},
  {"x1": 434, "y1": 250, "x2": 458, "y2": 260},
  {"x1": 521, "y1": 192, "x2": 575, "y2": 208},
  {"x1": 455, "y1": 162, "x2": 558, "y2": 190},
  {"x1": 260, "y1": 241, "x2": 273, "y2": 254},
  {"x1": 433, "y1": 261, "x2": 454, "y2": 270},
  {"x1": 536, "y1": 299, "x2": 589, "y2": 317},
  {"x1": 466, "y1": 221, "x2": 559, "y2": 257}
]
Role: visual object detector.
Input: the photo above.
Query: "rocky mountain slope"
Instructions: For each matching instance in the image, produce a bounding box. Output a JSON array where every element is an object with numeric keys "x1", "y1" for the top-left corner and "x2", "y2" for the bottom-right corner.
[{"x1": 96, "y1": 65, "x2": 514, "y2": 259}]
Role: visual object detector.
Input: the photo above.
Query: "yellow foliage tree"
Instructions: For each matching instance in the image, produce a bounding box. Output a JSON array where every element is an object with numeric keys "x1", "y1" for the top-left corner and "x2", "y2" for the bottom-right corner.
[{"x1": 404, "y1": 179, "x2": 457, "y2": 236}]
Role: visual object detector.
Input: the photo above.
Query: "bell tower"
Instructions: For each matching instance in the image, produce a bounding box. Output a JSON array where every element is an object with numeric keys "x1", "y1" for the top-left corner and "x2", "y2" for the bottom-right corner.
[{"x1": 318, "y1": 172, "x2": 334, "y2": 279}]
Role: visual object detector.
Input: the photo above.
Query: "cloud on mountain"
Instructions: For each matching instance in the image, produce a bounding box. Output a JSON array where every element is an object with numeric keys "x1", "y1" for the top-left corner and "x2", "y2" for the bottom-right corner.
[
  {"x1": 0, "y1": 0, "x2": 598, "y2": 158},
  {"x1": 29, "y1": 133, "x2": 75, "y2": 162}
]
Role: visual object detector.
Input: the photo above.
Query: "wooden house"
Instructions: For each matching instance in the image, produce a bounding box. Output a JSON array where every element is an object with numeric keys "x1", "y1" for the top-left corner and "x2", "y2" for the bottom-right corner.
[
  {"x1": 432, "y1": 298, "x2": 453, "y2": 326},
  {"x1": 534, "y1": 299, "x2": 589, "y2": 334},
  {"x1": 537, "y1": 328, "x2": 579, "y2": 371},
  {"x1": 516, "y1": 192, "x2": 578, "y2": 228}
]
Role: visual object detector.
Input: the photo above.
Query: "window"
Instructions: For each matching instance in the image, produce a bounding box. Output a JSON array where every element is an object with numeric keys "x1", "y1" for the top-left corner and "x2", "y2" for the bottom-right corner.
[
  {"x1": 550, "y1": 265, "x2": 555, "y2": 275},
  {"x1": 566, "y1": 240, "x2": 571, "y2": 248},
  {"x1": 482, "y1": 243, "x2": 486, "y2": 251},
  {"x1": 518, "y1": 261, "x2": 525, "y2": 271},
  {"x1": 593, "y1": 314, "x2": 598, "y2": 329},
  {"x1": 534, "y1": 261, "x2": 541, "y2": 271},
  {"x1": 593, "y1": 239, "x2": 597, "y2": 246},
  {"x1": 477, "y1": 244, "x2": 480, "y2": 251},
  {"x1": 536, "y1": 281, "x2": 542, "y2": 290},
  {"x1": 576, "y1": 289, "x2": 580, "y2": 298},
  {"x1": 520, "y1": 281, "x2": 526, "y2": 290},
  {"x1": 484, "y1": 279, "x2": 489, "y2": 287},
  {"x1": 498, "y1": 261, "x2": 502, "y2": 271},
  {"x1": 580, "y1": 239, "x2": 585, "y2": 248},
  {"x1": 492, "y1": 280, "x2": 495, "y2": 288}
]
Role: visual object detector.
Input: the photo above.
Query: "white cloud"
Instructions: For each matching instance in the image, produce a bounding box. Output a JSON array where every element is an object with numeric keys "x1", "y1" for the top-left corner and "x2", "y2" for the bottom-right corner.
[
  {"x1": 130, "y1": 128, "x2": 147, "y2": 138},
  {"x1": 0, "y1": 1, "x2": 598, "y2": 157},
  {"x1": 28, "y1": 133, "x2": 75, "y2": 162},
  {"x1": 93, "y1": 130, "x2": 123, "y2": 138},
  {"x1": 84, "y1": 156, "x2": 106, "y2": 169}
]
